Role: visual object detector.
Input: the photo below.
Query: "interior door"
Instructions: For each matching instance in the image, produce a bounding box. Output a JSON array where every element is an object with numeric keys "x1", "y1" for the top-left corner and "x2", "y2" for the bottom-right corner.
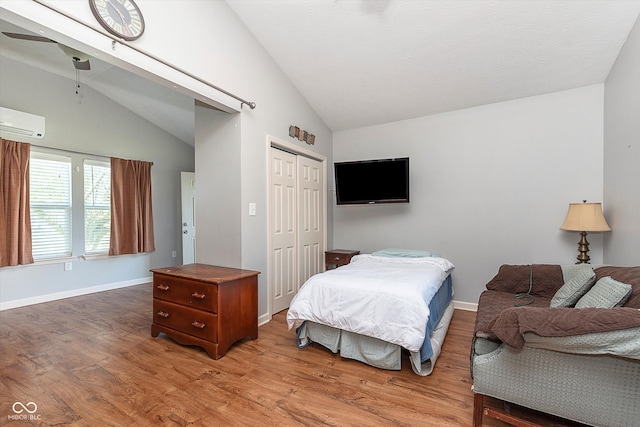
[
  {"x1": 297, "y1": 155, "x2": 324, "y2": 283},
  {"x1": 269, "y1": 148, "x2": 298, "y2": 313},
  {"x1": 181, "y1": 171, "x2": 196, "y2": 264}
]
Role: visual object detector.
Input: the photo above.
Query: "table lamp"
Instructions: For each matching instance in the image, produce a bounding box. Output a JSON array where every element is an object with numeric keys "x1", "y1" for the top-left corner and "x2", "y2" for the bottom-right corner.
[{"x1": 560, "y1": 200, "x2": 611, "y2": 264}]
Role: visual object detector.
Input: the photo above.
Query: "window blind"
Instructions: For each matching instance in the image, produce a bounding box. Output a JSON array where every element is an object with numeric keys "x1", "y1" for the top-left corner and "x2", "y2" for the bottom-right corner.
[
  {"x1": 30, "y1": 153, "x2": 72, "y2": 259},
  {"x1": 84, "y1": 160, "x2": 111, "y2": 254}
]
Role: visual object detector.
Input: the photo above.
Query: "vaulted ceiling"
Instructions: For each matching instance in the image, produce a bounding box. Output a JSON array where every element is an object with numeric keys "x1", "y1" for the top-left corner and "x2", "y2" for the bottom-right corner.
[
  {"x1": 0, "y1": 19, "x2": 195, "y2": 145},
  {"x1": 1, "y1": 1, "x2": 639, "y2": 144},
  {"x1": 227, "y1": 0, "x2": 640, "y2": 131}
]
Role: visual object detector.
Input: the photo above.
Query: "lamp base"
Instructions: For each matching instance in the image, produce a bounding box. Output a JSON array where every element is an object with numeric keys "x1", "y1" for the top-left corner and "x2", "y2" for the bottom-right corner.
[{"x1": 575, "y1": 231, "x2": 590, "y2": 264}]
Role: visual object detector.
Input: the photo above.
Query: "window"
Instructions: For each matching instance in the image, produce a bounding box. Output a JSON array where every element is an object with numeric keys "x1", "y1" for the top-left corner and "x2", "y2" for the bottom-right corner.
[
  {"x1": 29, "y1": 153, "x2": 72, "y2": 260},
  {"x1": 84, "y1": 160, "x2": 111, "y2": 254}
]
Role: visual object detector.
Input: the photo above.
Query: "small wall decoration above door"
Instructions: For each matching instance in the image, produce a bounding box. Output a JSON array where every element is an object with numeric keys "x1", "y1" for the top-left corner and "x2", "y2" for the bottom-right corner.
[{"x1": 289, "y1": 125, "x2": 315, "y2": 145}]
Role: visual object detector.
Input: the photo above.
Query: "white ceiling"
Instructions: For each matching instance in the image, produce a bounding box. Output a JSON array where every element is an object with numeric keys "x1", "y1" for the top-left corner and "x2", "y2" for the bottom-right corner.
[
  {"x1": 2, "y1": 1, "x2": 639, "y2": 142},
  {"x1": 227, "y1": 0, "x2": 640, "y2": 131}
]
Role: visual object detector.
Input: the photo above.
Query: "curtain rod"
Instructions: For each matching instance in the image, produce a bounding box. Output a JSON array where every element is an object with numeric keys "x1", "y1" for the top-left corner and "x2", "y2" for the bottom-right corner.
[
  {"x1": 29, "y1": 143, "x2": 153, "y2": 165},
  {"x1": 31, "y1": 0, "x2": 256, "y2": 110}
]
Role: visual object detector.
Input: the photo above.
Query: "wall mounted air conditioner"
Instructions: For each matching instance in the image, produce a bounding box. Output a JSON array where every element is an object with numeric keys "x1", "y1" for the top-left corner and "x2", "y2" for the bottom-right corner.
[{"x1": 0, "y1": 107, "x2": 45, "y2": 139}]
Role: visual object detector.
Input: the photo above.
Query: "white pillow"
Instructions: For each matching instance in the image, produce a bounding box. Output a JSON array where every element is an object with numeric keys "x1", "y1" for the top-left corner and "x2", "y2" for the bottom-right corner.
[
  {"x1": 550, "y1": 268, "x2": 596, "y2": 307},
  {"x1": 575, "y1": 276, "x2": 632, "y2": 308},
  {"x1": 371, "y1": 248, "x2": 439, "y2": 258}
]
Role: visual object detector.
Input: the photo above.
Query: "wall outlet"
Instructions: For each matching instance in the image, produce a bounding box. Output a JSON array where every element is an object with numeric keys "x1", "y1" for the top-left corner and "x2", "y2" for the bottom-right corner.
[
  {"x1": 64, "y1": 262, "x2": 72, "y2": 271},
  {"x1": 172, "y1": 251, "x2": 177, "y2": 258}
]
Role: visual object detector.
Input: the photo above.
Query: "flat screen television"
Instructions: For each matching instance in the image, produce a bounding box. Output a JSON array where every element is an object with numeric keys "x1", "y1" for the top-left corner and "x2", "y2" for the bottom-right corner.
[{"x1": 334, "y1": 157, "x2": 409, "y2": 205}]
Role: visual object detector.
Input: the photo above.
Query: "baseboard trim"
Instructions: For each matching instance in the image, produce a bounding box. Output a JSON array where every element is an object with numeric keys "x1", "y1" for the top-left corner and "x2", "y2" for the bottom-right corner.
[
  {"x1": 2, "y1": 287, "x2": 478, "y2": 315},
  {"x1": 258, "y1": 312, "x2": 272, "y2": 326},
  {"x1": 258, "y1": 300, "x2": 478, "y2": 327},
  {"x1": 453, "y1": 300, "x2": 478, "y2": 312},
  {"x1": 0, "y1": 277, "x2": 152, "y2": 311}
]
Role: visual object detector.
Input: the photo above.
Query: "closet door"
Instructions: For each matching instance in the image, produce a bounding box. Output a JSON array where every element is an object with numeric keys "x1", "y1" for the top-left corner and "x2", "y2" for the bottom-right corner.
[
  {"x1": 297, "y1": 155, "x2": 324, "y2": 284},
  {"x1": 270, "y1": 148, "x2": 298, "y2": 314}
]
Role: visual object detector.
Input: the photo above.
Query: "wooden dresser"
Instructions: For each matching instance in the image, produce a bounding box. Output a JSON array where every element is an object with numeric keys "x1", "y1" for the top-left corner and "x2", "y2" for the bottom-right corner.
[{"x1": 150, "y1": 263, "x2": 260, "y2": 359}]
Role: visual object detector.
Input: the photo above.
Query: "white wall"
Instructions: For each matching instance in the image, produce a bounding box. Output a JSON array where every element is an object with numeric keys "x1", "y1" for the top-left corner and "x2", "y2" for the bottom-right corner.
[
  {"x1": 4, "y1": 1, "x2": 625, "y2": 312},
  {"x1": 333, "y1": 85, "x2": 605, "y2": 304},
  {"x1": 0, "y1": 1, "x2": 334, "y2": 318},
  {"x1": 194, "y1": 104, "x2": 242, "y2": 268},
  {"x1": 604, "y1": 16, "x2": 640, "y2": 265},
  {"x1": 0, "y1": 57, "x2": 194, "y2": 309}
]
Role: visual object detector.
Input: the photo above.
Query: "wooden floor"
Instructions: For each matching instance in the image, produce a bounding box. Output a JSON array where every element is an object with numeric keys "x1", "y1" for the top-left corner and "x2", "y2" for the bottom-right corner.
[{"x1": 0, "y1": 284, "x2": 584, "y2": 426}]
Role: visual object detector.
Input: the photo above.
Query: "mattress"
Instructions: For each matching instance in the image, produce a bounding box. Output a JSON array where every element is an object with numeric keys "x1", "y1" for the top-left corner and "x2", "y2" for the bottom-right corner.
[
  {"x1": 294, "y1": 272, "x2": 454, "y2": 375},
  {"x1": 287, "y1": 254, "x2": 455, "y2": 352}
]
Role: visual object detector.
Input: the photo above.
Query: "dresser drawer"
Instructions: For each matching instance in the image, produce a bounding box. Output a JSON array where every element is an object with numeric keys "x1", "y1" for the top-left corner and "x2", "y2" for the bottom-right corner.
[
  {"x1": 324, "y1": 250, "x2": 359, "y2": 268},
  {"x1": 326, "y1": 252, "x2": 350, "y2": 264},
  {"x1": 153, "y1": 299, "x2": 218, "y2": 342},
  {"x1": 153, "y1": 274, "x2": 218, "y2": 312}
]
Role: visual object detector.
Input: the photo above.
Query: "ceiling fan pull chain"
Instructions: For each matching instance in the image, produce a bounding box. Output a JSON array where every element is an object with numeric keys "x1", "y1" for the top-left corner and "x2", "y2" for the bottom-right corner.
[{"x1": 75, "y1": 67, "x2": 82, "y2": 99}]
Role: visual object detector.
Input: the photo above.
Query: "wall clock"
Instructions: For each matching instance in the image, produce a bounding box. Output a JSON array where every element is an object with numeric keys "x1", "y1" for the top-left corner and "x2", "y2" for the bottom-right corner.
[{"x1": 89, "y1": 0, "x2": 145, "y2": 41}]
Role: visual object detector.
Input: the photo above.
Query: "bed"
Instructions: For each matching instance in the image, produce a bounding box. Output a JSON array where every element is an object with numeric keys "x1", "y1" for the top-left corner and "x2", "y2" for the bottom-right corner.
[{"x1": 286, "y1": 249, "x2": 455, "y2": 375}]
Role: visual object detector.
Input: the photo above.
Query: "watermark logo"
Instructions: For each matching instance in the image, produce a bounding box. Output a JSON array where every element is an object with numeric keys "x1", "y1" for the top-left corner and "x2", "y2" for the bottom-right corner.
[
  {"x1": 12, "y1": 402, "x2": 37, "y2": 414},
  {"x1": 8, "y1": 402, "x2": 41, "y2": 421}
]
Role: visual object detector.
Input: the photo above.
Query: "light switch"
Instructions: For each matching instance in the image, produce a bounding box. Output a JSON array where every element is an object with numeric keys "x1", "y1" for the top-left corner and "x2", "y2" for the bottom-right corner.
[{"x1": 249, "y1": 202, "x2": 256, "y2": 216}]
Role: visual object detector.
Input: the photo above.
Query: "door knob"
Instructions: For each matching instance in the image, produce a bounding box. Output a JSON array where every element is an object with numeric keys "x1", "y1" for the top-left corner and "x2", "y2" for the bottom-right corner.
[{"x1": 183, "y1": 222, "x2": 188, "y2": 226}]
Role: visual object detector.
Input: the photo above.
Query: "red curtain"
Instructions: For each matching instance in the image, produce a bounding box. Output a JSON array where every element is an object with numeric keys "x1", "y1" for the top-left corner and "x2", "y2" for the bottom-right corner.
[
  {"x1": 0, "y1": 138, "x2": 34, "y2": 266},
  {"x1": 109, "y1": 157, "x2": 155, "y2": 255}
]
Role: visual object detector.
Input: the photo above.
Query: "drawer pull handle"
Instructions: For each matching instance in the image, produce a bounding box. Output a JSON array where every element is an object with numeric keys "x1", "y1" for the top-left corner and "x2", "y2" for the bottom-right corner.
[
  {"x1": 192, "y1": 321, "x2": 206, "y2": 329},
  {"x1": 335, "y1": 257, "x2": 340, "y2": 260},
  {"x1": 157, "y1": 311, "x2": 170, "y2": 318},
  {"x1": 191, "y1": 292, "x2": 206, "y2": 299},
  {"x1": 156, "y1": 284, "x2": 170, "y2": 291}
]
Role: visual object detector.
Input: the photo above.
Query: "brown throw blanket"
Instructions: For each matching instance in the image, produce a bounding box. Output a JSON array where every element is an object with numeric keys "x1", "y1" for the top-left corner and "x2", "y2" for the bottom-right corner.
[
  {"x1": 488, "y1": 306, "x2": 640, "y2": 348},
  {"x1": 485, "y1": 264, "x2": 564, "y2": 296}
]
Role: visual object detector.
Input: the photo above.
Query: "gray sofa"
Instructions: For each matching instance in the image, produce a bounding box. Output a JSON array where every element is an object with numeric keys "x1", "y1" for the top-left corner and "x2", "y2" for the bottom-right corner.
[{"x1": 471, "y1": 264, "x2": 640, "y2": 427}]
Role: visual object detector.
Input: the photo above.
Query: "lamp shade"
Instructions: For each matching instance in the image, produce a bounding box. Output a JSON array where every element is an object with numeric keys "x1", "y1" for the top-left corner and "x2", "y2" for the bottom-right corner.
[{"x1": 560, "y1": 202, "x2": 611, "y2": 232}]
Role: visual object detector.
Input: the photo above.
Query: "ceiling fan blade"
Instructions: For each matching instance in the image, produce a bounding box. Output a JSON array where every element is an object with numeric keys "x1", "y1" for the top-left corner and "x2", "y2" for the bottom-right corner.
[
  {"x1": 73, "y1": 59, "x2": 91, "y2": 71},
  {"x1": 2, "y1": 32, "x2": 55, "y2": 43}
]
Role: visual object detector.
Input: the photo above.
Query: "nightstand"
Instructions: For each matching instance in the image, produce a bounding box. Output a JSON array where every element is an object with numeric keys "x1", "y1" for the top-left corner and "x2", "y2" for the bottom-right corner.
[
  {"x1": 150, "y1": 263, "x2": 260, "y2": 359},
  {"x1": 325, "y1": 249, "x2": 360, "y2": 270}
]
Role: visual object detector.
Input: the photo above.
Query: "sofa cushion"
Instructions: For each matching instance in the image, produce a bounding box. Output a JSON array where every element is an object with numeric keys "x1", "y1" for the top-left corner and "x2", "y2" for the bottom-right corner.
[
  {"x1": 575, "y1": 276, "x2": 633, "y2": 308},
  {"x1": 488, "y1": 306, "x2": 640, "y2": 348},
  {"x1": 485, "y1": 264, "x2": 564, "y2": 297},
  {"x1": 594, "y1": 266, "x2": 640, "y2": 308},
  {"x1": 550, "y1": 268, "x2": 596, "y2": 307},
  {"x1": 474, "y1": 290, "x2": 552, "y2": 337}
]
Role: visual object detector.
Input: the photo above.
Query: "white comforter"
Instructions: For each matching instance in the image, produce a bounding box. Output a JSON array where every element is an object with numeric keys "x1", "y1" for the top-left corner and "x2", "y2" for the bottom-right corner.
[{"x1": 286, "y1": 254, "x2": 454, "y2": 352}]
